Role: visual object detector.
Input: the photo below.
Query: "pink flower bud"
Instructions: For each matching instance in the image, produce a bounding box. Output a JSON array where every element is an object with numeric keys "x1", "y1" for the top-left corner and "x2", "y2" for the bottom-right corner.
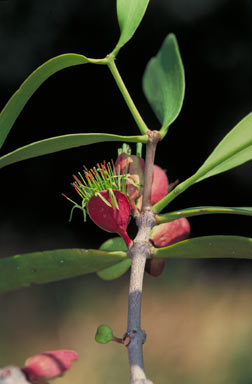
[
  {"x1": 151, "y1": 165, "x2": 169, "y2": 205},
  {"x1": 115, "y1": 153, "x2": 144, "y2": 213},
  {"x1": 146, "y1": 218, "x2": 190, "y2": 277},
  {"x1": 88, "y1": 190, "x2": 132, "y2": 247},
  {"x1": 136, "y1": 164, "x2": 169, "y2": 210},
  {"x1": 23, "y1": 350, "x2": 78, "y2": 384},
  {"x1": 150, "y1": 218, "x2": 190, "y2": 248}
]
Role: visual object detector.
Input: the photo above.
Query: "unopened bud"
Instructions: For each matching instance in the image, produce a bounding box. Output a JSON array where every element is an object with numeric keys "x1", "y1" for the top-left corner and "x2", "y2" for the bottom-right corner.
[
  {"x1": 23, "y1": 350, "x2": 78, "y2": 384},
  {"x1": 151, "y1": 165, "x2": 169, "y2": 205},
  {"x1": 137, "y1": 164, "x2": 169, "y2": 210},
  {"x1": 147, "y1": 218, "x2": 190, "y2": 277},
  {"x1": 115, "y1": 153, "x2": 144, "y2": 214},
  {"x1": 145, "y1": 258, "x2": 166, "y2": 277},
  {"x1": 150, "y1": 218, "x2": 190, "y2": 248}
]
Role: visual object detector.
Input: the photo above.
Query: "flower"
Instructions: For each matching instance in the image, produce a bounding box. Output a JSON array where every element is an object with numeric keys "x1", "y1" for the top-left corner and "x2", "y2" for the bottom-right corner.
[{"x1": 63, "y1": 161, "x2": 133, "y2": 247}]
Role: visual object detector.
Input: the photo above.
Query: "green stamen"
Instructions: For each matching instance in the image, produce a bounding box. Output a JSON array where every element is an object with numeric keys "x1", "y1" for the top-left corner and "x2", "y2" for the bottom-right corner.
[{"x1": 63, "y1": 161, "x2": 137, "y2": 222}]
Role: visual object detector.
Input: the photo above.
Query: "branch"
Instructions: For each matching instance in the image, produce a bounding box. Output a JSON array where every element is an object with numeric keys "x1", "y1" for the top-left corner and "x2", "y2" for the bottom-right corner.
[
  {"x1": 126, "y1": 132, "x2": 160, "y2": 384},
  {"x1": 142, "y1": 132, "x2": 160, "y2": 211}
]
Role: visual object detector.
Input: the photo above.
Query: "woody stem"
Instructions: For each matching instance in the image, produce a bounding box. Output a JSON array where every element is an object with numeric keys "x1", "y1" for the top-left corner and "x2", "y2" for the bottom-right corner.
[{"x1": 126, "y1": 133, "x2": 160, "y2": 384}]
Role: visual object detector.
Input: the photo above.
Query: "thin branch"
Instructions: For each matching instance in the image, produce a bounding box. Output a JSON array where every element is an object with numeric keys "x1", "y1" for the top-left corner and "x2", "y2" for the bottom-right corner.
[{"x1": 142, "y1": 132, "x2": 160, "y2": 211}]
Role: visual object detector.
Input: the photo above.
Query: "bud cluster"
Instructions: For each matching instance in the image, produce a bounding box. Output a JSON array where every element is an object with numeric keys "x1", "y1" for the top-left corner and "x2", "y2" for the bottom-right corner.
[
  {"x1": 64, "y1": 148, "x2": 190, "y2": 258},
  {"x1": 115, "y1": 149, "x2": 190, "y2": 277}
]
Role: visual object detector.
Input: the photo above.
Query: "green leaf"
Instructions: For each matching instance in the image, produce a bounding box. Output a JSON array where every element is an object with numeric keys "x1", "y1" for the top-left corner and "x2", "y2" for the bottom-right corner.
[
  {"x1": 153, "y1": 112, "x2": 252, "y2": 214},
  {"x1": 0, "y1": 54, "x2": 91, "y2": 150},
  {"x1": 156, "y1": 206, "x2": 252, "y2": 224},
  {"x1": 142, "y1": 34, "x2": 185, "y2": 137},
  {"x1": 113, "y1": 0, "x2": 150, "y2": 55},
  {"x1": 0, "y1": 248, "x2": 127, "y2": 294},
  {"x1": 99, "y1": 237, "x2": 128, "y2": 252},
  {"x1": 95, "y1": 325, "x2": 114, "y2": 344},
  {"x1": 195, "y1": 112, "x2": 252, "y2": 182},
  {"x1": 0, "y1": 133, "x2": 147, "y2": 169},
  {"x1": 96, "y1": 260, "x2": 131, "y2": 280},
  {"x1": 97, "y1": 237, "x2": 131, "y2": 280},
  {"x1": 153, "y1": 236, "x2": 252, "y2": 259}
]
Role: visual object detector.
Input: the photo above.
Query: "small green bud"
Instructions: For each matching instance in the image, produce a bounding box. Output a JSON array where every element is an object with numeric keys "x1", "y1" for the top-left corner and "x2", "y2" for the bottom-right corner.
[{"x1": 95, "y1": 325, "x2": 114, "y2": 344}]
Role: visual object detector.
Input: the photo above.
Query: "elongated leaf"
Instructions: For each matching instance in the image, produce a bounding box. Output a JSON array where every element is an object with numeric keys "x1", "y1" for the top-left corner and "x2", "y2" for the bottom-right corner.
[
  {"x1": 97, "y1": 237, "x2": 131, "y2": 280},
  {"x1": 113, "y1": 0, "x2": 150, "y2": 54},
  {"x1": 153, "y1": 236, "x2": 252, "y2": 259},
  {"x1": 153, "y1": 112, "x2": 252, "y2": 214},
  {"x1": 0, "y1": 133, "x2": 147, "y2": 169},
  {"x1": 0, "y1": 54, "x2": 91, "y2": 150},
  {"x1": 156, "y1": 206, "x2": 252, "y2": 224},
  {"x1": 195, "y1": 112, "x2": 252, "y2": 182},
  {"x1": 142, "y1": 34, "x2": 185, "y2": 136},
  {"x1": 0, "y1": 248, "x2": 127, "y2": 294}
]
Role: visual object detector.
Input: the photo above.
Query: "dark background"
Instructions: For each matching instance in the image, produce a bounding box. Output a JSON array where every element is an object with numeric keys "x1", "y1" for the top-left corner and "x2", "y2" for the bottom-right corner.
[{"x1": 0, "y1": 0, "x2": 251, "y2": 261}]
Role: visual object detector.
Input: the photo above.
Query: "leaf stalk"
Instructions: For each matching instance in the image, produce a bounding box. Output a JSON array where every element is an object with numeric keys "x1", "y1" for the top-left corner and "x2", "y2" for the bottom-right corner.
[{"x1": 107, "y1": 58, "x2": 149, "y2": 136}]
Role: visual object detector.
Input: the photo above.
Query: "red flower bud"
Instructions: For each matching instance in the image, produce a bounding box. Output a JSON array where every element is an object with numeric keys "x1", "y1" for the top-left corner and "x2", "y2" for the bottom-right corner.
[
  {"x1": 146, "y1": 218, "x2": 190, "y2": 277},
  {"x1": 115, "y1": 153, "x2": 144, "y2": 214},
  {"x1": 88, "y1": 190, "x2": 132, "y2": 247},
  {"x1": 23, "y1": 350, "x2": 78, "y2": 384},
  {"x1": 151, "y1": 165, "x2": 169, "y2": 205},
  {"x1": 63, "y1": 161, "x2": 133, "y2": 247},
  {"x1": 145, "y1": 258, "x2": 166, "y2": 277}
]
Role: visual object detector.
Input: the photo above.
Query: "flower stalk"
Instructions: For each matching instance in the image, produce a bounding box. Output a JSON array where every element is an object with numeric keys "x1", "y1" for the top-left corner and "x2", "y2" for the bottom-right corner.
[{"x1": 107, "y1": 58, "x2": 149, "y2": 136}]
